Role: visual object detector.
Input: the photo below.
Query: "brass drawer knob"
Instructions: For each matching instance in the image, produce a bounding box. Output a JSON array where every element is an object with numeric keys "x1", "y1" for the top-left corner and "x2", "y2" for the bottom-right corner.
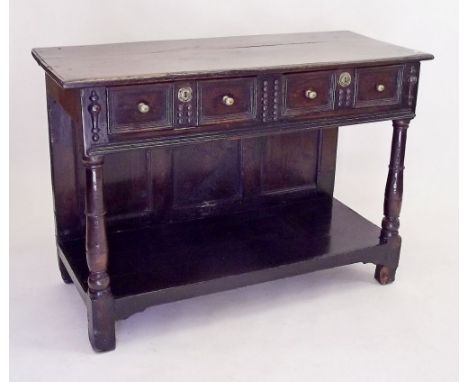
[
  {"x1": 376, "y1": 84, "x2": 386, "y2": 92},
  {"x1": 305, "y1": 89, "x2": 318, "y2": 100},
  {"x1": 137, "y1": 102, "x2": 150, "y2": 113},
  {"x1": 222, "y1": 95, "x2": 235, "y2": 106}
]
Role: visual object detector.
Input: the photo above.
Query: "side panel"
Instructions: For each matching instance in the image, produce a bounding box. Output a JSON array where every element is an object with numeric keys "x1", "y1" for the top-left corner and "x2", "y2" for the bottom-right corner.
[{"x1": 46, "y1": 77, "x2": 84, "y2": 241}]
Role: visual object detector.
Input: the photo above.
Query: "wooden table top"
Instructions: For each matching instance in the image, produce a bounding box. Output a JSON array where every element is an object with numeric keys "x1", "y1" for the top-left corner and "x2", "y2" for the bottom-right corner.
[{"x1": 32, "y1": 31, "x2": 433, "y2": 88}]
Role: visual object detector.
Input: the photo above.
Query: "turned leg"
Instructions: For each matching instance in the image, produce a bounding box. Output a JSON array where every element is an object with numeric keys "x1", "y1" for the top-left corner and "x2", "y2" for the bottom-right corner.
[
  {"x1": 375, "y1": 118, "x2": 410, "y2": 285},
  {"x1": 57, "y1": 252, "x2": 73, "y2": 284},
  {"x1": 83, "y1": 155, "x2": 116, "y2": 351}
]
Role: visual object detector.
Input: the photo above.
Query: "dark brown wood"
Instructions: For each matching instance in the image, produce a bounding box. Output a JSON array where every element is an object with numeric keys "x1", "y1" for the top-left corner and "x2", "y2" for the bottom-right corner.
[
  {"x1": 31, "y1": 31, "x2": 433, "y2": 89},
  {"x1": 374, "y1": 118, "x2": 410, "y2": 285},
  {"x1": 258, "y1": 75, "x2": 282, "y2": 123},
  {"x1": 58, "y1": 198, "x2": 397, "y2": 320},
  {"x1": 375, "y1": 264, "x2": 398, "y2": 285},
  {"x1": 83, "y1": 155, "x2": 115, "y2": 352},
  {"x1": 46, "y1": 93, "x2": 83, "y2": 240},
  {"x1": 57, "y1": 252, "x2": 72, "y2": 284},
  {"x1": 260, "y1": 131, "x2": 318, "y2": 193},
  {"x1": 66, "y1": 62, "x2": 422, "y2": 156},
  {"x1": 316, "y1": 127, "x2": 339, "y2": 195},
  {"x1": 381, "y1": 118, "x2": 410, "y2": 240},
  {"x1": 282, "y1": 71, "x2": 335, "y2": 116},
  {"x1": 104, "y1": 150, "x2": 149, "y2": 216},
  {"x1": 198, "y1": 77, "x2": 257, "y2": 125},
  {"x1": 45, "y1": 75, "x2": 81, "y2": 121},
  {"x1": 402, "y1": 62, "x2": 421, "y2": 112},
  {"x1": 34, "y1": 32, "x2": 433, "y2": 351},
  {"x1": 81, "y1": 87, "x2": 109, "y2": 148},
  {"x1": 355, "y1": 65, "x2": 404, "y2": 108},
  {"x1": 174, "y1": 81, "x2": 198, "y2": 128},
  {"x1": 108, "y1": 83, "x2": 174, "y2": 133},
  {"x1": 172, "y1": 140, "x2": 241, "y2": 208}
]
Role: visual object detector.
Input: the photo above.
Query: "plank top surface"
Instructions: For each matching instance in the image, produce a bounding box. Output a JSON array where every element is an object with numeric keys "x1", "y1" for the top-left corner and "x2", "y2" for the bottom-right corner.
[{"x1": 32, "y1": 31, "x2": 433, "y2": 88}]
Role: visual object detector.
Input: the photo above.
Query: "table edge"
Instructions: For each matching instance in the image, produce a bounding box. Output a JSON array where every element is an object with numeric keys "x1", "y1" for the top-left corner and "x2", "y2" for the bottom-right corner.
[{"x1": 31, "y1": 48, "x2": 434, "y2": 90}]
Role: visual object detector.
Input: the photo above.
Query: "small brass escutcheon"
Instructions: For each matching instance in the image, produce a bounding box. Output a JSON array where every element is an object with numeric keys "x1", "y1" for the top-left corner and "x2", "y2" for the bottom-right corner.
[
  {"x1": 178, "y1": 87, "x2": 193, "y2": 103},
  {"x1": 338, "y1": 72, "x2": 352, "y2": 87}
]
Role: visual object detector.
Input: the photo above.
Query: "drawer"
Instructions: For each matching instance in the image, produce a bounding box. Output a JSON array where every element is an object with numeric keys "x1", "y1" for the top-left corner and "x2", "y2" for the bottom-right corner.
[
  {"x1": 198, "y1": 78, "x2": 257, "y2": 125},
  {"x1": 355, "y1": 65, "x2": 404, "y2": 108},
  {"x1": 108, "y1": 84, "x2": 173, "y2": 133},
  {"x1": 282, "y1": 71, "x2": 335, "y2": 117}
]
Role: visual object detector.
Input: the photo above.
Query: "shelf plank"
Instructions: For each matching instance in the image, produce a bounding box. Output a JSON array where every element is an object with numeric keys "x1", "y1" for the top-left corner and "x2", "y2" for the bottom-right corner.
[{"x1": 59, "y1": 197, "x2": 396, "y2": 320}]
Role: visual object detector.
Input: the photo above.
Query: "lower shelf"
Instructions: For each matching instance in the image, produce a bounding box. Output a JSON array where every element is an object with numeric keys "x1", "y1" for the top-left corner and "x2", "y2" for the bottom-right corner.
[{"x1": 59, "y1": 197, "x2": 399, "y2": 320}]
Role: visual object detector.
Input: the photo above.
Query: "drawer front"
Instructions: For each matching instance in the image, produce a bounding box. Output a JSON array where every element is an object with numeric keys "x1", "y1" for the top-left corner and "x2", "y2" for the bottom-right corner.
[
  {"x1": 355, "y1": 65, "x2": 404, "y2": 108},
  {"x1": 108, "y1": 84, "x2": 173, "y2": 133},
  {"x1": 282, "y1": 71, "x2": 335, "y2": 117},
  {"x1": 198, "y1": 78, "x2": 257, "y2": 125}
]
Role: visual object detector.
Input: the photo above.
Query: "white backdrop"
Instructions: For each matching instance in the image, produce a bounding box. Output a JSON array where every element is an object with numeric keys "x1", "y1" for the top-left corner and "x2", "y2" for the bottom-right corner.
[{"x1": 10, "y1": 1, "x2": 458, "y2": 381}]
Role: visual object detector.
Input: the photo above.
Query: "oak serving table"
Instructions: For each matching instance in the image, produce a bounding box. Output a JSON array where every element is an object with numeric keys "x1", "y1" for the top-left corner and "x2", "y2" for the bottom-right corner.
[{"x1": 32, "y1": 31, "x2": 433, "y2": 351}]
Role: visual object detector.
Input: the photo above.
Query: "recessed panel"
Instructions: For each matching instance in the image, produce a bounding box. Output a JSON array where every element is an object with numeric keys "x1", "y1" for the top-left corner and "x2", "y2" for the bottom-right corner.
[
  {"x1": 108, "y1": 83, "x2": 173, "y2": 132},
  {"x1": 261, "y1": 131, "x2": 319, "y2": 193},
  {"x1": 173, "y1": 140, "x2": 241, "y2": 207},
  {"x1": 103, "y1": 150, "x2": 149, "y2": 215},
  {"x1": 282, "y1": 71, "x2": 335, "y2": 117},
  {"x1": 355, "y1": 65, "x2": 404, "y2": 107},
  {"x1": 198, "y1": 78, "x2": 257, "y2": 125}
]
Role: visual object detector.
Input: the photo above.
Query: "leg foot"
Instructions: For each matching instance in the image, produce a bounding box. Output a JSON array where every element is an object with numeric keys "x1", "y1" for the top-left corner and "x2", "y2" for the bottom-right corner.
[
  {"x1": 374, "y1": 264, "x2": 397, "y2": 285},
  {"x1": 87, "y1": 291, "x2": 116, "y2": 352},
  {"x1": 58, "y1": 255, "x2": 73, "y2": 284}
]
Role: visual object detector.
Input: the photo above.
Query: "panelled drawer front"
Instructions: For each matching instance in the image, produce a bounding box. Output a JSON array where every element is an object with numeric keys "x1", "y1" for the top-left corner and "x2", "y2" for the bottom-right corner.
[
  {"x1": 282, "y1": 71, "x2": 335, "y2": 117},
  {"x1": 104, "y1": 65, "x2": 409, "y2": 140},
  {"x1": 198, "y1": 78, "x2": 257, "y2": 125},
  {"x1": 108, "y1": 84, "x2": 173, "y2": 133},
  {"x1": 355, "y1": 65, "x2": 404, "y2": 108}
]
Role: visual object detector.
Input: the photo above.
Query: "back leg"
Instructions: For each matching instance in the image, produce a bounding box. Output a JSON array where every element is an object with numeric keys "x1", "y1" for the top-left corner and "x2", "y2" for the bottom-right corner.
[{"x1": 58, "y1": 253, "x2": 73, "y2": 284}]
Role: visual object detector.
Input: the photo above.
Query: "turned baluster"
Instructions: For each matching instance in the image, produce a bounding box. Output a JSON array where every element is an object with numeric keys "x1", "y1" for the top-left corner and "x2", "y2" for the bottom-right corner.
[
  {"x1": 375, "y1": 118, "x2": 411, "y2": 284},
  {"x1": 83, "y1": 155, "x2": 115, "y2": 351}
]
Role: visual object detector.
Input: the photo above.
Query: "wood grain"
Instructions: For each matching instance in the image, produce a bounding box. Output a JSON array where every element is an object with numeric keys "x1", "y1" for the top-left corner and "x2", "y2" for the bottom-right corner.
[
  {"x1": 32, "y1": 31, "x2": 433, "y2": 88},
  {"x1": 36, "y1": 31, "x2": 433, "y2": 351}
]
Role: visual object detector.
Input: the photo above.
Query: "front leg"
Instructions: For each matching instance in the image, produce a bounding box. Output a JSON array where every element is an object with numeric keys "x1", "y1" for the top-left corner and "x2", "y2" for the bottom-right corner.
[
  {"x1": 375, "y1": 118, "x2": 410, "y2": 285},
  {"x1": 83, "y1": 155, "x2": 115, "y2": 351}
]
